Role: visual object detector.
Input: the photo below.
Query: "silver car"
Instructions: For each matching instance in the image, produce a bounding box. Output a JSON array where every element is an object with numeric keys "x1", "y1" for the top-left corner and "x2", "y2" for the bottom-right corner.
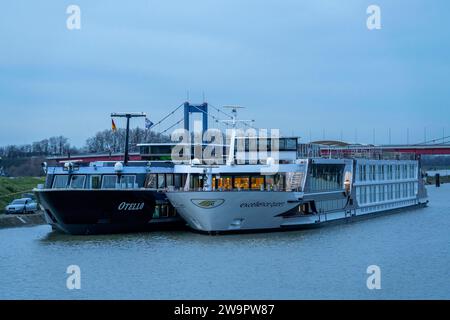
[{"x1": 5, "y1": 198, "x2": 38, "y2": 214}]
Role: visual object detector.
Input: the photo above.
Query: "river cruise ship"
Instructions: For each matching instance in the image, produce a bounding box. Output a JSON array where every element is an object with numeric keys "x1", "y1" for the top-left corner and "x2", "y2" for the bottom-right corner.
[
  {"x1": 34, "y1": 160, "x2": 187, "y2": 235},
  {"x1": 166, "y1": 155, "x2": 429, "y2": 233}
]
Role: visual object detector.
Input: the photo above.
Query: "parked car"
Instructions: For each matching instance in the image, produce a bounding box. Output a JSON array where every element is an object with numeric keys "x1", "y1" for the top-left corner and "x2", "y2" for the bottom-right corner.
[{"x1": 5, "y1": 198, "x2": 38, "y2": 214}]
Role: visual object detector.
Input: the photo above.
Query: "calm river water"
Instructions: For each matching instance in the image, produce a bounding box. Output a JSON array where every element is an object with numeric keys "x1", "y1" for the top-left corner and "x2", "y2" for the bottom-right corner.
[{"x1": 0, "y1": 185, "x2": 449, "y2": 299}]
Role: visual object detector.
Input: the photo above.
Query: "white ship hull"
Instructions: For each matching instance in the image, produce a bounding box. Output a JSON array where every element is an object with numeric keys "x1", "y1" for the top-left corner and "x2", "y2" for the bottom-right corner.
[
  {"x1": 167, "y1": 191, "x2": 428, "y2": 233},
  {"x1": 168, "y1": 191, "x2": 300, "y2": 232}
]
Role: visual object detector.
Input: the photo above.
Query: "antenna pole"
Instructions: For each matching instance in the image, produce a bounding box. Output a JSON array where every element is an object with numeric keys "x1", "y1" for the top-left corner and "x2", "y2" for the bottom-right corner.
[
  {"x1": 124, "y1": 115, "x2": 131, "y2": 165},
  {"x1": 111, "y1": 112, "x2": 146, "y2": 166}
]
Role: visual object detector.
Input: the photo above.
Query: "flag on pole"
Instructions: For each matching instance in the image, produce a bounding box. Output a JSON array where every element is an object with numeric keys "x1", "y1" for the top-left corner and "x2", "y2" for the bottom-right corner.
[
  {"x1": 145, "y1": 118, "x2": 153, "y2": 130},
  {"x1": 111, "y1": 119, "x2": 117, "y2": 132}
]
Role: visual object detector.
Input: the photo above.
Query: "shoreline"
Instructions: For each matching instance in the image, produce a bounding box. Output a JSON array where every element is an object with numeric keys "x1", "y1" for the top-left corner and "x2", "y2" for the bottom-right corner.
[{"x1": 0, "y1": 211, "x2": 46, "y2": 229}]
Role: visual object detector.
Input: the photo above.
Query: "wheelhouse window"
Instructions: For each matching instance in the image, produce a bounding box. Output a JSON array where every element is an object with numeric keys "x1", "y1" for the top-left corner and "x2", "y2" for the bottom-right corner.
[
  {"x1": 120, "y1": 175, "x2": 136, "y2": 189},
  {"x1": 102, "y1": 175, "x2": 118, "y2": 189},
  {"x1": 70, "y1": 175, "x2": 86, "y2": 189},
  {"x1": 166, "y1": 174, "x2": 174, "y2": 187},
  {"x1": 52, "y1": 175, "x2": 69, "y2": 189},
  {"x1": 174, "y1": 174, "x2": 182, "y2": 189},
  {"x1": 285, "y1": 138, "x2": 297, "y2": 150},
  {"x1": 145, "y1": 174, "x2": 157, "y2": 189},
  {"x1": 158, "y1": 174, "x2": 165, "y2": 189}
]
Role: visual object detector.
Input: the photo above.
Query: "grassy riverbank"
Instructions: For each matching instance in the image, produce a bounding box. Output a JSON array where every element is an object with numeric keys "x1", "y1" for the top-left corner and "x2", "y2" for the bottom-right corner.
[{"x1": 0, "y1": 177, "x2": 45, "y2": 211}]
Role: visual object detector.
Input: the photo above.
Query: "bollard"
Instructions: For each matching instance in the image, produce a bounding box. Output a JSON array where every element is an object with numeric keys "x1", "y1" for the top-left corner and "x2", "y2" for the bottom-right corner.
[{"x1": 435, "y1": 173, "x2": 440, "y2": 187}]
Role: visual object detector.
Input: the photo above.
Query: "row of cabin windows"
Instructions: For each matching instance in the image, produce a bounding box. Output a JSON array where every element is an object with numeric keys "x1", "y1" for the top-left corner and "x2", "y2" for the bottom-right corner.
[
  {"x1": 356, "y1": 182, "x2": 417, "y2": 205},
  {"x1": 52, "y1": 174, "x2": 138, "y2": 189},
  {"x1": 152, "y1": 200, "x2": 177, "y2": 218},
  {"x1": 52, "y1": 174, "x2": 187, "y2": 190},
  {"x1": 51, "y1": 173, "x2": 290, "y2": 190},
  {"x1": 187, "y1": 174, "x2": 286, "y2": 191},
  {"x1": 139, "y1": 138, "x2": 298, "y2": 158},
  {"x1": 145, "y1": 174, "x2": 186, "y2": 189},
  {"x1": 357, "y1": 164, "x2": 417, "y2": 182},
  {"x1": 360, "y1": 199, "x2": 417, "y2": 213}
]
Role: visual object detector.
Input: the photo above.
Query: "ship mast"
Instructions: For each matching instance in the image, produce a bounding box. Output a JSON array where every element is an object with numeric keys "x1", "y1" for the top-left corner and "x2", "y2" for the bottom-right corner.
[
  {"x1": 111, "y1": 112, "x2": 146, "y2": 166},
  {"x1": 220, "y1": 106, "x2": 254, "y2": 166}
]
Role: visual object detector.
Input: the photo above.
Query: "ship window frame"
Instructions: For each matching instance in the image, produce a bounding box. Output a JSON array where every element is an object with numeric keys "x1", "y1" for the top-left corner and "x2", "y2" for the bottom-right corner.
[
  {"x1": 52, "y1": 175, "x2": 69, "y2": 189},
  {"x1": 145, "y1": 174, "x2": 157, "y2": 189},
  {"x1": 157, "y1": 174, "x2": 166, "y2": 189},
  {"x1": 166, "y1": 174, "x2": 174, "y2": 187},
  {"x1": 120, "y1": 175, "x2": 136, "y2": 189},
  {"x1": 69, "y1": 174, "x2": 86, "y2": 189},
  {"x1": 216, "y1": 175, "x2": 233, "y2": 190},
  {"x1": 101, "y1": 175, "x2": 118, "y2": 189},
  {"x1": 251, "y1": 176, "x2": 265, "y2": 190},
  {"x1": 234, "y1": 176, "x2": 250, "y2": 190},
  {"x1": 174, "y1": 174, "x2": 182, "y2": 188},
  {"x1": 89, "y1": 175, "x2": 102, "y2": 189}
]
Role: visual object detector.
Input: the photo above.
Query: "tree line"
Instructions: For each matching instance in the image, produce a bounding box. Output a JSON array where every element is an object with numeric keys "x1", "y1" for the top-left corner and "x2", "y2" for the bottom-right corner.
[{"x1": 0, "y1": 128, "x2": 170, "y2": 159}]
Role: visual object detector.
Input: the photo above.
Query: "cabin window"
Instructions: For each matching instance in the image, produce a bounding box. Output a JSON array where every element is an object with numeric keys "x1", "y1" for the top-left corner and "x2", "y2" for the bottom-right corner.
[
  {"x1": 174, "y1": 174, "x2": 182, "y2": 188},
  {"x1": 120, "y1": 175, "x2": 136, "y2": 189},
  {"x1": 369, "y1": 165, "x2": 375, "y2": 181},
  {"x1": 70, "y1": 175, "x2": 86, "y2": 189},
  {"x1": 153, "y1": 205, "x2": 160, "y2": 218},
  {"x1": 160, "y1": 203, "x2": 169, "y2": 217},
  {"x1": 166, "y1": 174, "x2": 174, "y2": 187},
  {"x1": 265, "y1": 175, "x2": 276, "y2": 190},
  {"x1": 102, "y1": 175, "x2": 118, "y2": 189},
  {"x1": 158, "y1": 174, "x2": 165, "y2": 189},
  {"x1": 265, "y1": 174, "x2": 285, "y2": 191},
  {"x1": 285, "y1": 138, "x2": 297, "y2": 150},
  {"x1": 190, "y1": 175, "x2": 204, "y2": 190},
  {"x1": 388, "y1": 185, "x2": 393, "y2": 200},
  {"x1": 251, "y1": 176, "x2": 265, "y2": 190},
  {"x1": 52, "y1": 175, "x2": 68, "y2": 189},
  {"x1": 379, "y1": 185, "x2": 385, "y2": 201},
  {"x1": 379, "y1": 165, "x2": 385, "y2": 180},
  {"x1": 90, "y1": 175, "x2": 101, "y2": 189},
  {"x1": 362, "y1": 186, "x2": 367, "y2": 204},
  {"x1": 234, "y1": 176, "x2": 250, "y2": 190},
  {"x1": 275, "y1": 174, "x2": 285, "y2": 190},
  {"x1": 217, "y1": 176, "x2": 232, "y2": 190},
  {"x1": 145, "y1": 174, "x2": 157, "y2": 189},
  {"x1": 149, "y1": 145, "x2": 172, "y2": 155}
]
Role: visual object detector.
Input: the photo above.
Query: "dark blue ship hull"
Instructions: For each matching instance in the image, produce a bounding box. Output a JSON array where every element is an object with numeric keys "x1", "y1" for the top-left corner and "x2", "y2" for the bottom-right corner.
[{"x1": 35, "y1": 189, "x2": 186, "y2": 235}]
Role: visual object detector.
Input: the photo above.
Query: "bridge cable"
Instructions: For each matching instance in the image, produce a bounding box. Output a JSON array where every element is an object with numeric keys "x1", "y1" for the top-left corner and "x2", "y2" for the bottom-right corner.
[
  {"x1": 160, "y1": 118, "x2": 184, "y2": 135},
  {"x1": 150, "y1": 103, "x2": 184, "y2": 132}
]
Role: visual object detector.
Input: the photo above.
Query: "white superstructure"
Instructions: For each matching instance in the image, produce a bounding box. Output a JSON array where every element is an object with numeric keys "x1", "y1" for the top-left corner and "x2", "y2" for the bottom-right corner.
[{"x1": 166, "y1": 157, "x2": 428, "y2": 233}]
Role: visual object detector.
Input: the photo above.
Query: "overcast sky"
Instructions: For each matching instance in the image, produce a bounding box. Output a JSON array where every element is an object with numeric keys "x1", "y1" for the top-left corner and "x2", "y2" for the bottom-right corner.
[{"x1": 1, "y1": 0, "x2": 449, "y2": 147}]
